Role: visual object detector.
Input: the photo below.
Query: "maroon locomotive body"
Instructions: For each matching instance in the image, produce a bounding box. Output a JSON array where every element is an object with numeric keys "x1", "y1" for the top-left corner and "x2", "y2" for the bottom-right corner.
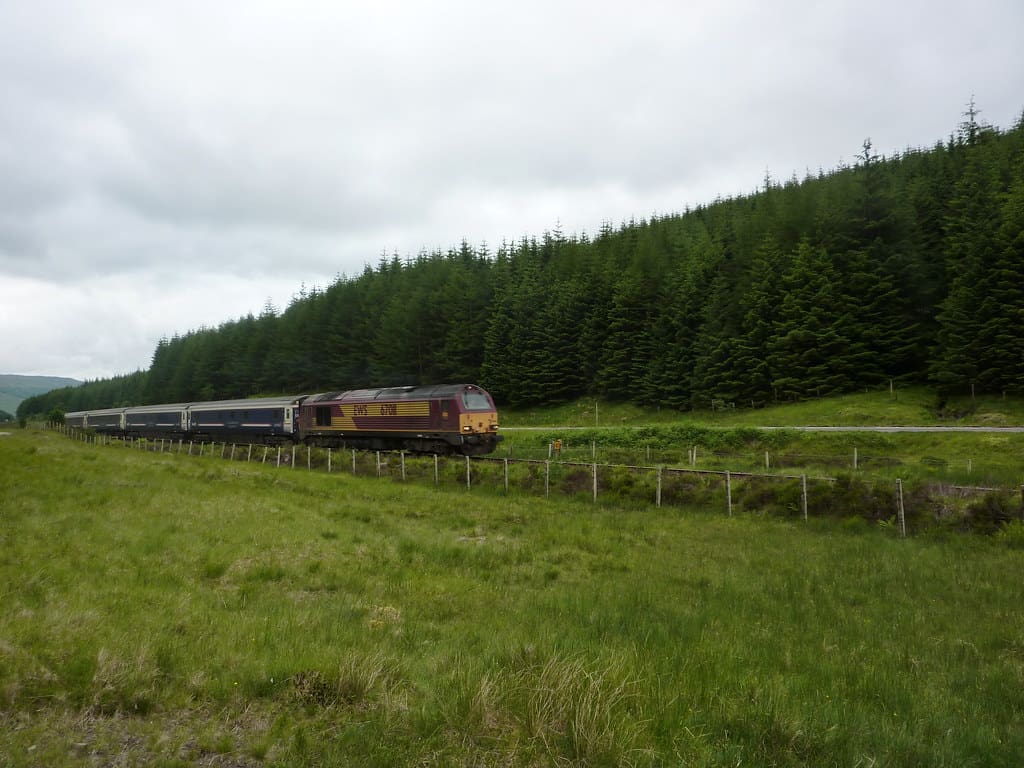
[{"x1": 298, "y1": 383, "x2": 500, "y2": 455}]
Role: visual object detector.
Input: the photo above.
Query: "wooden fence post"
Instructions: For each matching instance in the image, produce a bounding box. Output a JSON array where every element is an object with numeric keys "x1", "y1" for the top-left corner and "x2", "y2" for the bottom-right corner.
[
  {"x1": 291, "y1": 445, "x2": 296, "y2": 469},
  {"x1": 504, "y1": 458, "x2": 509, "y2": 493},
  {"x1": 545, "y1": 460, "x2": 550, "y2": 497},
  {"x1": 401, "y1": 452, "x2": 406, "y2": 481},
  {"x1": 726, "y1": 471, "x2": 732, "y2": 516},
  {"x1": 656, "y1": 466, "x2": 663, "y2": 508},
  {"x1": 376, "y1": 451, "x2": 382, "y2": 478},
  {"x1": 276, "y1": 446, "x2": 282, "y2": 467},
  {"x1": 896, "y1": 479, "x2": 906, "y2": 538},
  {"x1": 352, "y1": 449, "x2": 357, "y2": 475},
  {"x1": 466, "y1": 455, "x2": 471, "y2": 490},
  {"x1": 801, "y1": 474, "x2": 808, "y2": 521},
  {"x1": 307, "y1": 446, "x2": 312, "y2": 471},
  {"x1": 592, "y1": 463, "x2": 598, "y2": 503},
  {"x1": 327, "y1": 448, "x2": 332, "y2": 473}
]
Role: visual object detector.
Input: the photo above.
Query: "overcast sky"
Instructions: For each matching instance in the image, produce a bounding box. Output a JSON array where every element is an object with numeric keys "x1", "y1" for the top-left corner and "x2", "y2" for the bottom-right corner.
[{"x1": 2, "y1": 0, "x2": 1022, "y2": 381}]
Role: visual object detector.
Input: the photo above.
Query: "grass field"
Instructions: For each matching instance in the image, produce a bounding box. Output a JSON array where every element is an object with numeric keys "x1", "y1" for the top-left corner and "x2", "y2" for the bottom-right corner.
[{"x1": 2, "y1": 429, "x2": 1024, "y2": 766}]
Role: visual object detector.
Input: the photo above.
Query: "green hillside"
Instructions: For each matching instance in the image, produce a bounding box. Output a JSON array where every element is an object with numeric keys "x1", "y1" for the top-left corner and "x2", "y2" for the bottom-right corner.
[
  {"x1": 0, "y1": 374, "x2": 80, "y2": 418},
  {"x1": 501, "y1": 387, "x2": 1024, "y2": 428}
]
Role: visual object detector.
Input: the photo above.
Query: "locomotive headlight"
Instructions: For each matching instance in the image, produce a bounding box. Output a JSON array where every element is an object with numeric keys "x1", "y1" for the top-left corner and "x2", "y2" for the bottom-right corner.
[{"x1": 462, "y1": 425, "x2": 472, "y2": 432}]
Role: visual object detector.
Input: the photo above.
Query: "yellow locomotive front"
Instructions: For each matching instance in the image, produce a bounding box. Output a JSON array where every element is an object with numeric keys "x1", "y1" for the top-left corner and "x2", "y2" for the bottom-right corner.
[{"x1": 453, "y1": 384, "x2": 500, "y2": 454}]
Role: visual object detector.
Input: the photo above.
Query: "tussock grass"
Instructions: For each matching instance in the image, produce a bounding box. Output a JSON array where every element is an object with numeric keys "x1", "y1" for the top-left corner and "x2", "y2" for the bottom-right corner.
[{"x1": 2, "y1": 428, "x2": 1024, "y2": 765}]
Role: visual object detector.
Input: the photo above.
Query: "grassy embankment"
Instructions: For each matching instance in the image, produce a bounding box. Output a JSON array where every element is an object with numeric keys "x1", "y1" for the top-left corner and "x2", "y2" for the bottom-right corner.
[
  {"x1": 2, "y1": 428, "x2": 1024, "y2": 766},
  {"x1": 499, "y1": 388, "x2": 1024, "y2": 488},
  {"x1": 502, "y1": 387, "x2": 1024, "y2": 428}
]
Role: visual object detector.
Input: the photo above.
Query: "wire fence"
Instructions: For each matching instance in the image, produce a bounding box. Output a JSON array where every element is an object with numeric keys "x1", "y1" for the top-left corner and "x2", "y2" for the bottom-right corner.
[
  {"x1": 493, "y1": 437, "x2": 1002, "y2": 476},
  {"x1": 55, "y1": 425, "x2": 1024, "y2": 536}
]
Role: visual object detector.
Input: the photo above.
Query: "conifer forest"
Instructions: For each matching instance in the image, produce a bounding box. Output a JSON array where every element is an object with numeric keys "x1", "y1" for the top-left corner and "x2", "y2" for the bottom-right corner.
[{"x1": 20, "y1": 109, "x2": 1024, "y2": 417}]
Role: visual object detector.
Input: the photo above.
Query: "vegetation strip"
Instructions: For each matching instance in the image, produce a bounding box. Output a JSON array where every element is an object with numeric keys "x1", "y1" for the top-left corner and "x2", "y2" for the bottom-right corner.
[{"x1": 54, "y1": 418, "x2": 1024, "y2": 537}]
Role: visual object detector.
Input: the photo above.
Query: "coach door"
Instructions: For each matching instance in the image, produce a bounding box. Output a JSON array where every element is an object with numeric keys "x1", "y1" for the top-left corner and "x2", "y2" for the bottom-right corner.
[{"x1": 284, "y1": 407, "x2": 294, "y2": 434}]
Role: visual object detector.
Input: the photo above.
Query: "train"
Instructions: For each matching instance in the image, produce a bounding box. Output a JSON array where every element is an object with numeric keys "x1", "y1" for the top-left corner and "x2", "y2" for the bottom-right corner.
[{"x1": 64, "y1": 383, "x2": 501, "y2": 456}]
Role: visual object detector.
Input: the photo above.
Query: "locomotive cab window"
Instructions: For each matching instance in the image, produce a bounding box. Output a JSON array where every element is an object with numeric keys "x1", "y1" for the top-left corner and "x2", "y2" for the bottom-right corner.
[
  {"x1": 316, "y1": 406, "x2": 332, "y2": 426},
  {"x1": 461, "y1": 392, "x2": 492, "y2": 411}
]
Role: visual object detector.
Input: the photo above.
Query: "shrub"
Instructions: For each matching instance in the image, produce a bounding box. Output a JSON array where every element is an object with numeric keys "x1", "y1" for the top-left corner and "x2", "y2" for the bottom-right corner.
[
  {"x1": 962, "y1": 492, "x2": 1018, "y2": 534},
  {"x1": 738, "y1": 477, "x2": 802, "y2": 517},
  {"x1": 824, "y1": 474, "x2": 896, "y2": 521}
]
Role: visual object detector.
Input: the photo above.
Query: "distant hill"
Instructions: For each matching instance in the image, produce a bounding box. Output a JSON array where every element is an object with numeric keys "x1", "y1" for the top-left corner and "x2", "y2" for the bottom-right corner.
[{"x1": 0, "y1": 375, "x2": 81, "y2": 418}]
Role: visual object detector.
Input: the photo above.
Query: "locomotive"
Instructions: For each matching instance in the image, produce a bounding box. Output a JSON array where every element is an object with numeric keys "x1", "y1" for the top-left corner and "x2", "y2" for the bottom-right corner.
[{"x1": 64, "y1": 384, "x2": 501, "y2": 456}]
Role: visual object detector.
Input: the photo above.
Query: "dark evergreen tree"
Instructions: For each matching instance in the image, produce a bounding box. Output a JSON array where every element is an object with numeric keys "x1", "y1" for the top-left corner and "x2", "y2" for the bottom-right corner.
[
  {"x1": 931, "y1": 128, "x2": 1002, "y2": 393},
  {"x1": 980, "y1": 161, "x2": 1024, "y2": 392},
  {"x1": 597, "y1": 270, "x2": 653, "y2": 401},
  {"x1": 768, "y1": 240, "x2": 850, "y2": 399},
  {"x1": 729, "y1": 234, "x2": 787, "y2": 404}
]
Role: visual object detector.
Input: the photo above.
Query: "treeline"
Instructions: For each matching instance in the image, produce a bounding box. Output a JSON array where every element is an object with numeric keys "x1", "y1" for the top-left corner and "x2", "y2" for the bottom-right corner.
[{"x1": 20, "y1": 107, "x2": 1024, "y2": 418}]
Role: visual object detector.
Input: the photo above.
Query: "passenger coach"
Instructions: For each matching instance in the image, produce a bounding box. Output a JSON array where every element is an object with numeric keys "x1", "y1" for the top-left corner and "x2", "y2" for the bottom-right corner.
[{"x1": 188, "y1": 396, "x2": 304, "y2": 445}]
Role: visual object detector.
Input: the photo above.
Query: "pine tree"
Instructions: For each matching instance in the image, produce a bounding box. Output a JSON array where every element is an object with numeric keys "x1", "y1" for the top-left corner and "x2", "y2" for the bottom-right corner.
[
  {"x1": 597, "y1": 270, "x2": 653, "y2": 400},
  {"x1": 730, "y1": 234, "x2": 787, "y2": 403},
  {"x1": 768, "y1": 240, "x2": 850, "y2": 399},
  {"x1": 981, "y1": 162, "x2": 1024, "y2": 392},
  {"x1": 689, "y1": 261, "x2": 745, "y2": 407},
  {"x1": 642, "y1": 262, "x2": 706, "y2": 409},
  {"x1": 931, "y1": 128, "x2": 1002, "y2": 393}
]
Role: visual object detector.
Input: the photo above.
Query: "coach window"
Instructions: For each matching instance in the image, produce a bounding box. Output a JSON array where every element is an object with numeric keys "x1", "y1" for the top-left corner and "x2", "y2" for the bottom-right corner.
[{"x1": 316, "y1": 406, "x2": 331, "y2": 426}]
